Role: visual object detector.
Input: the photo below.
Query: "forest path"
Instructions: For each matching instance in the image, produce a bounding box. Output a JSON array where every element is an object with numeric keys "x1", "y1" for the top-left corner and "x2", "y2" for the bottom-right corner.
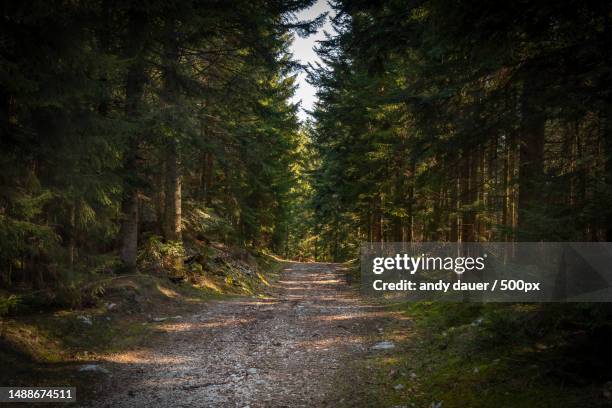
[{"x1": 90, "y1": 262, "x2": 391, "y2": 407}]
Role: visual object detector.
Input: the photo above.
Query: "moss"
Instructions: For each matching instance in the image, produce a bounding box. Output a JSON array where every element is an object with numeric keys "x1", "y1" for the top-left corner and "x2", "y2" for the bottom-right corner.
[{"x1": 334, "y1": 302, "x2": 609, "y2": 407}]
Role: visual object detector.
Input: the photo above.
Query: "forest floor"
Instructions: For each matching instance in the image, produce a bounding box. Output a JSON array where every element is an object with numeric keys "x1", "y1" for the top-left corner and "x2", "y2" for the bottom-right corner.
[
  {"x1": 86, "y1": 262, "x2": 397, "y2": 407},
  {"x1": 86, "y1": 262, "x2": 611, "y2": 408},
  {"x1": 87, "y1": 263, "x2": 402, "y2": 407},
  {"x1": 3, "y1": 262, "x2": 608, "y2": 407}
]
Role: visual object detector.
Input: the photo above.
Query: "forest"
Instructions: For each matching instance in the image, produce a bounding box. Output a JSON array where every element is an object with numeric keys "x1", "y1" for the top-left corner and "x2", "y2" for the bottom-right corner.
[
  {"x1": 308, "y1": 0, "x2": 612, "y2": 261},
  {"x1": 1, "y1": 0, "x2": 612, "y2": 407},
  {"x1": 0, "y1": 0, "x2": 319, "y2": 297},
  {"x1": 2, "y1": 0, "x2": 611, "y2": 305}
]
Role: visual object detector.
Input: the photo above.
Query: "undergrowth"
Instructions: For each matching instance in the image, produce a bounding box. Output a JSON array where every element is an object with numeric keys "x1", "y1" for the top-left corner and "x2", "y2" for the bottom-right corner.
[
  {"x1": 0, "y1": 249, "x2": 283, "y2": 399},
  {"x1": 338, "y1": 302, "x2": 612, "y2": 407}
]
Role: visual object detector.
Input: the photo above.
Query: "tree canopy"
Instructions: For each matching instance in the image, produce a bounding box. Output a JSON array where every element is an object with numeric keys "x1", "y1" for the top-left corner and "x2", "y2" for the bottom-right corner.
[
  {"x1": 308, "y1": 0, "x2": 612, "y2": 261},
  {"x1": 0, "y1": 0, "x2": 319, "y2": 291}
]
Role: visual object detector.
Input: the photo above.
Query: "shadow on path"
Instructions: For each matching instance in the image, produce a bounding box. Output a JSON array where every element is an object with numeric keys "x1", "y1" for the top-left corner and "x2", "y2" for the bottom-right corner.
[{"x1": 89, "y1": 262, "x2": 392, "y2": 407}]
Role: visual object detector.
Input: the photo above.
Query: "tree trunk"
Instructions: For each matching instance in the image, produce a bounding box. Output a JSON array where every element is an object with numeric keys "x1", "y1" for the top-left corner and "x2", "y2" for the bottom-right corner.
[
  {"x1": 603, "y1": 101, "x2": 612, "y2": 240},
  {"x1": 205, "y1": 153, "x2": 214, "y2": 206},
  {"x1": 372, "y1": 196, "x2": 382, "y2": 242},
  {"x1": 503, "y1": 131, "x2": 517, "y2": 241},
  {"x1": 449, "y1": 169, "x2": 459, "y2": 242},
  {"x1": 461, "y1": 152, "x2": 476, "y2": 242},
  {"x1": 118, "y1": 9, "x2": 147, "y2": 270},
  {"x1": 517, "y1": 78, "x2": 546, "y2": 240},
  {"x1": 163, "y1": 141, "x2": 182, "y2": 241},
  {"x1": 119, "y1": 190, "x2": 139, "y2": 269},
  {"x1": 161, "y1": 22, "x2": 182, "y2": 242},
  {"x1": 154, "y1": 159, "x2": 165, "y2": 234},
  {"x1": 406, "y1": 158, "x2": 415, "y2": 242},
  {"x1": 602, "y1": 3, "x2": 612, "y2": 240},
  {"x1": 601, "y1": 0, "x2": 612, "y2": 241},
  {"x1": 198, "y1": 152, "x2": 214, "y2": 205},
  {"x1": 67, "y1": 202, "x2": 76, "y2": 270}
]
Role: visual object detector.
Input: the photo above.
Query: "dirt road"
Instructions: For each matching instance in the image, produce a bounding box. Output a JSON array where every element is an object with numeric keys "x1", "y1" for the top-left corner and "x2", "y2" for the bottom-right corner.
[{"x1": 89, "y1": 262, "x2": 390, "y2": 407}]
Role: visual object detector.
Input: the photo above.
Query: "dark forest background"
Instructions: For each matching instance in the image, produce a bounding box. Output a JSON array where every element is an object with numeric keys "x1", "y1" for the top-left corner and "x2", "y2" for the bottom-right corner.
[{"x1": 308, "y1": 0, "x2": 612, "y2": 261}]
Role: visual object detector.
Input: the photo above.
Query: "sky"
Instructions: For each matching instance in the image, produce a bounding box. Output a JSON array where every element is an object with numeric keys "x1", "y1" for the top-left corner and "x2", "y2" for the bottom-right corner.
[{"x1": 289, "y1": 0, "x2": 334, "y2": 122}]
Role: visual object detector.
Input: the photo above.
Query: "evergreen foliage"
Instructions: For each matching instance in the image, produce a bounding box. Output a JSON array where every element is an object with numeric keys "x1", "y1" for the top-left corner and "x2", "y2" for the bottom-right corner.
[
  {"x1": 0, "y1": 0, "x2": 318, "y2": 292},
  {"x1": 309, "y1": 0, "x2": 612, "y2": 261}
]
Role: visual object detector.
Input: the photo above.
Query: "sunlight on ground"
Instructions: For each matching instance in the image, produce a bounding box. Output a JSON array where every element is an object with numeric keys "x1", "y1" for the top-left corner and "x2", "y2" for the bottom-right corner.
[
  {"x1": 256, "y1": 272, "x2": 271, "y2": 286},
  {"x1": 314, "y1": 312, "x2": 380, "y2": 322},
  {"x1": 105, "y1": 351, "x2": 188, "y2": 365},
  {"x1": 296, "y1": 335, "x2": 363, "y2": 351},
  {"x1": 197, "y1": 277, "x2": 223, "y2": 292},
  {"x1": 156, "y1": 283, "x2": 179, "y2": 298},
  {"x1": 158, "y1": 318, "x2": 257, "y2": 333},
  {"x1": 279, "y1": 278, "x2": 342, "y2": 286}
]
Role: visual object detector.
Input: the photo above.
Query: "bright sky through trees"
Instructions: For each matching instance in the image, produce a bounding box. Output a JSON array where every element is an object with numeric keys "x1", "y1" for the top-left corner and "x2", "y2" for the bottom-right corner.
[{"x1": 290, "y1": 0, "x2": 333, "y2": 122}]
